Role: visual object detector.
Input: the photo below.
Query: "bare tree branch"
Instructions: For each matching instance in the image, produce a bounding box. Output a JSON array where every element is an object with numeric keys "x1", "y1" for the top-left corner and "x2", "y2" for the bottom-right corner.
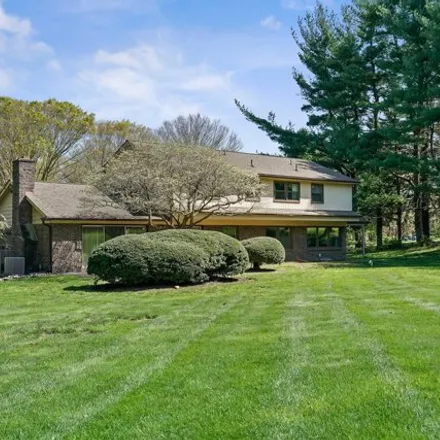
[
  {"x1": 155, "y1": 113, "x2": 243, "y2": 151},
  {"x1": 95, "y1": 141, "x2": 261, "y2": 228}
]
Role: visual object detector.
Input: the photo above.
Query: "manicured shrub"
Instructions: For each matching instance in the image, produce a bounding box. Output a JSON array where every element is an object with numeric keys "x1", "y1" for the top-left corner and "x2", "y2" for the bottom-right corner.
[
  {"x1": 87, "y1": 235, "x2": 209, "y2": 286},
  {"x1": 241, "y1": 236, "x2": 285, "y2": 269},
  {"x1": 146, "y1": 229, "x2": 249, "y2": 277}
]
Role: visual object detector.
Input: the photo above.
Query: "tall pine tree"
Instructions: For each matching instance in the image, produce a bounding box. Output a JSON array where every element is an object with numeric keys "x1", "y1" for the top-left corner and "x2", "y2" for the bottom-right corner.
[{"x1": 236, "y1": 0, "x2": 440, "y2": 247}]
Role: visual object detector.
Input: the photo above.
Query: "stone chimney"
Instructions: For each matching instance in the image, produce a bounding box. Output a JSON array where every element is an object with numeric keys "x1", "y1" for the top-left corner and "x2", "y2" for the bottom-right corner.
[{"x1": 11, "y1": 159, "x2": 36, "y2": 257}]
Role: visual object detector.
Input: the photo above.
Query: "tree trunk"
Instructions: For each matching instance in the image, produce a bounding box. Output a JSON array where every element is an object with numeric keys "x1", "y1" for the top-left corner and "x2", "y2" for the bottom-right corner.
[
  {"x1": 413, "y1": 143, "x2": 422, "y2": 243},
  {"x1": 414, "y1": 200, "x2": 422, "y2": 243},
  {"x1": 253, "y1": 262, "x2": 261, "y2": 271},
  {"x1": 421, "y1": 193, "x2": 430, "y2": 243},
  {"x1": 420, "y1": 138, "x2": 430, "y2": 243},
  {"x1": 396, "y1": 180, "x2": 402, "y2": 244},
  {"x1": 396, "y1": 206, "x2": 403, "y2": 243},
  {"x1": 353, "y1": 228, "x2": 362, "y2": 250},
  {"x1": 376, "y1": 207, "x2": 383, "y2": 250}
]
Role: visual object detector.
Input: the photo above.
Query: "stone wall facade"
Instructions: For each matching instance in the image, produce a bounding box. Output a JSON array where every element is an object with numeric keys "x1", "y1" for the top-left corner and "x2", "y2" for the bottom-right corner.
[
  {"x1": 34, "y1": 225, "x2": 51, "y2": 272},
  {"x1": 35, "y1": 223, "x2": 346, "y2": 273},
  {"x1": 51, "y1": 224, "x2": 82, "y2": 274}
]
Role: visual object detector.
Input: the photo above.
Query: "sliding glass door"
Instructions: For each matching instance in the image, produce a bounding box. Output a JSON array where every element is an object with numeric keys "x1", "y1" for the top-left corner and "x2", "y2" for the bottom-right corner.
[
  {"x1": 82, "y1": 226, "x2": 146, "y2": 268},
  {"x1": 82, "y1": 227, "x2": 105, "y2": 268}
]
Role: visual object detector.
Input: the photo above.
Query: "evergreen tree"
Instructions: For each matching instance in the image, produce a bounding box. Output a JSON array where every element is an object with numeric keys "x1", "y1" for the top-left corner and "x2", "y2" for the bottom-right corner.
[{"x1": 236, "y1": 0, "x2": 440, "y2": 247}]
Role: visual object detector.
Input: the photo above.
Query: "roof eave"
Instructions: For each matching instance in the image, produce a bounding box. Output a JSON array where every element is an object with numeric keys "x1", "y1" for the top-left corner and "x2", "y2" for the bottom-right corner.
[
  {"x1": 214, "y1": 211, "x2": 364, "y2": 219},
  {"x1": 25, "y1": 194, "x2": 48, "y2": 218},
  {"x1": 43, "y1": 217, "x2": 155, "y2": 224},
  {"x1": 257, "y1": 173, "x2": 358, "y2": 184}
]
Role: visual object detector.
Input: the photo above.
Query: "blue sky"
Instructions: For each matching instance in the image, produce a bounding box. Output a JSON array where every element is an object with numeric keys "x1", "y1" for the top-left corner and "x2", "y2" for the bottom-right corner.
[{"x1": 1, "y1": 0, "x2": 339, "y2": 154}]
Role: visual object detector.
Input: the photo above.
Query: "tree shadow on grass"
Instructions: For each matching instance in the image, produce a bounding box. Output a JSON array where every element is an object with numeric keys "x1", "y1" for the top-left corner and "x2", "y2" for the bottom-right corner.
[
  {"x1": 246, "y1": 268, "x2": 277, "y2": 273},
  {"x1": 63, "y1": 277, "x2": 241, "y2": 294}
]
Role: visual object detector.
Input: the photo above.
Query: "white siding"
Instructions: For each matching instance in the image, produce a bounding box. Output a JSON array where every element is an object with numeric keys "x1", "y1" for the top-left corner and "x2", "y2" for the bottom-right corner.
[
  {"x1": 0, "y1": 191, "x2": 43, "y2": 225},
  {"x1": 238, "y1": 178, "x2": 353, "y2": 212},
  {"x1": 32, "y1": 206, "x2": 43, "y2": 224},
  {"x1": 0, "y1": 190, "x2": 13, "y2": 225}
]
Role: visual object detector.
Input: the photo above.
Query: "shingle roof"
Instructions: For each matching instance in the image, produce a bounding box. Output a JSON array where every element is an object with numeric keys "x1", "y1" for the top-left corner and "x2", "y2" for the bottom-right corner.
[
  {"x1": 116, "y1": 141, "x2": 357, "y2": 183},
  {"x1": 221, "y1": 151, "x2": 357, "y2": 183},
  {"x1": 26, "y1": 182, "x2": 147, "y2": 221}
]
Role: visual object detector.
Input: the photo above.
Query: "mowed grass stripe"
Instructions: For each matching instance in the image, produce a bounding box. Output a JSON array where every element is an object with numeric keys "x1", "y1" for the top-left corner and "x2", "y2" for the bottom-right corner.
[
  {"x1": 329, "y1": 270, "x2": 440, "y2": 436},
  {"x1": 370, "y1": 269, "x2": 440, "y2": 314},
  {"x1": 1, "y1": 286, "x2": 244, "y2": 439},
  {"x1": 261, "y1": 277, "x2": 421, "y2": 440},
  {"x1": 35, "y1": 291, "x2": 245, "y2": 440},
  {"x1": 3, "y1": 248, "x2": 440, "y2": 439},
  {"x1": 69, "y1": 286, "x2": 287, "y2": 439},
  {"x1": 0, "y1": 291, "x2": 219, "y2": 415}
]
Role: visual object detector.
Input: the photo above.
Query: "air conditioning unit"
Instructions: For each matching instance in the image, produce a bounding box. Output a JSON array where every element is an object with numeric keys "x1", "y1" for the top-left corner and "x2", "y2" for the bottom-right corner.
[{"x1": 4, "y1": 257, "x2": 25, "y2": 276}]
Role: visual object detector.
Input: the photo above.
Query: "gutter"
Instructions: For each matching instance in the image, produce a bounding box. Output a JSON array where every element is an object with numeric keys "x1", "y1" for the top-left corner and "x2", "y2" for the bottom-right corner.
[{"x1": 257, "y1": 173, "x2": 359, "y2": 184}]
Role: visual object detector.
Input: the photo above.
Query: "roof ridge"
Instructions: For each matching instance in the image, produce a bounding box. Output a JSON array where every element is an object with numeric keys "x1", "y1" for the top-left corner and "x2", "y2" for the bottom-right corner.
[{"x1": 224, "y1": 151, "x2": 306, "y2": 161}]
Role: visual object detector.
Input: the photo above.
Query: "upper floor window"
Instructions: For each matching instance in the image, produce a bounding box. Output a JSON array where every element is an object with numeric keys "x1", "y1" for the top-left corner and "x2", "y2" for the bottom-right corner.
[
  {"x1": 274, "y1": 181, "x2": 300, "y2": 201},
  {"x1": 311, "y1": 183, "x2": 324, "y2": 203}
]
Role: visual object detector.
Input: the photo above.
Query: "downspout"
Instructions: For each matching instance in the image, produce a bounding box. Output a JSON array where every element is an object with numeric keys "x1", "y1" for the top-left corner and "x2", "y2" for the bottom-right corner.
[{"x1": 42, "y1": 218, "x2": 53, "y2": 273}]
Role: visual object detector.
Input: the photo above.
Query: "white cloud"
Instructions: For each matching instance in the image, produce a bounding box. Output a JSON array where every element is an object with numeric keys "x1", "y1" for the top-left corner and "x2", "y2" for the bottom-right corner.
[
  {"x1": 0, "y1": 1, "x2": 53, "y2": 59},
  {"x1": 79, "y1": 67, "x2": 156, "y2": 100},
  {"x1": 260, "y1": 15, "x2": 282, "y2": 31},
  {"x1": 76, "y1": 42, "x2": 235, "y2": 124},
  {"x1": 47, "y1": 59, "x2": 63, "y2": 72},
  {"x1": 0, "y1": 2, "x2": 32, "y2": 36},
  {"x1": 95, "y1": 45, "x2": 163, "y2": 71}
]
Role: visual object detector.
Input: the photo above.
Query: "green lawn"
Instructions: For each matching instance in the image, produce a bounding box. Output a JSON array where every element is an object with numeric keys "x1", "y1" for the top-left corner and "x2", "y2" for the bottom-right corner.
[{"x1": 2, "y1": 247, "x2": 440, "y2": 439}]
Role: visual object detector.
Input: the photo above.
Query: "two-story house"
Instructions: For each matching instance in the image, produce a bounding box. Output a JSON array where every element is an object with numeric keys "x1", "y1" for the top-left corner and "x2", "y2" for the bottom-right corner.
[
  {"x1": 200, "y1": 152, "x2": 361, "y2": 261},
  {"x1": 0, "y1": 152, "x2": 361, "y2": 274}
]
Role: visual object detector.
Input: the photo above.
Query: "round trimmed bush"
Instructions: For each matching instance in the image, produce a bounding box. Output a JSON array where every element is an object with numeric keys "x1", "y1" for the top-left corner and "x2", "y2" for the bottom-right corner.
[
  {"x1": 87, "y1": 234, "x2": 209, "y2": 285},
  {"x1": 146, "y1": 229, "x2": 249, "y2": 277},
  {"x1": 241, "y1": 236, "x2": 285, "y2": 269}
]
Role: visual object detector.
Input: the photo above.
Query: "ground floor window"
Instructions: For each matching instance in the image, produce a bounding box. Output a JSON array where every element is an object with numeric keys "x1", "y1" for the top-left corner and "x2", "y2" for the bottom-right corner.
[
  {"x1": 126, "y1": 227, "x2": 146, "y2": 235},
  {"x1": 266, "y1": 227, "x2": 291, "y2": 249},
  {"x1": 221, "y1": 227, "x2": 238, "y2": 238},
  {"x1": 307, "y1": 227, "x2": 342, "y2": 248},
  {"x1": 82, "y1": 225, "x2": 146, "y2": 266}
]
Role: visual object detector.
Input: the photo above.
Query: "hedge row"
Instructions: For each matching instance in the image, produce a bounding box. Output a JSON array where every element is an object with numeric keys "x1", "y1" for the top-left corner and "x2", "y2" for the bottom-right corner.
[
  {"x1": 87, "y1": 235, "x2": 209, "y2": 285},
  {"x1": 148, "y1": 229, "x2": 249, "y2": 277},
  {"x1": 87, "y1": 229, "x2": 249, "y2": 286},
  {"x1": 88, "y1": 230, "x2": 286, "y2": 286}
]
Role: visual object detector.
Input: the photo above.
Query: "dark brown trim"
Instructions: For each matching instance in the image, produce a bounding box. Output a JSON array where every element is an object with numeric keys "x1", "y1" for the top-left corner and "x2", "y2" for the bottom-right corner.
[
  {"x1": 272, "y1": 199, "x2": 301, "y2": 204},
  {"x1": 214, "y1": 212, "x2": 362, "y2": 219},
  {"x1": 43, "y1": 218, "x2": 154, "y2": 225},
  {"x1": 259, "y1": 173, "x2": 358, "y2": 184}
]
